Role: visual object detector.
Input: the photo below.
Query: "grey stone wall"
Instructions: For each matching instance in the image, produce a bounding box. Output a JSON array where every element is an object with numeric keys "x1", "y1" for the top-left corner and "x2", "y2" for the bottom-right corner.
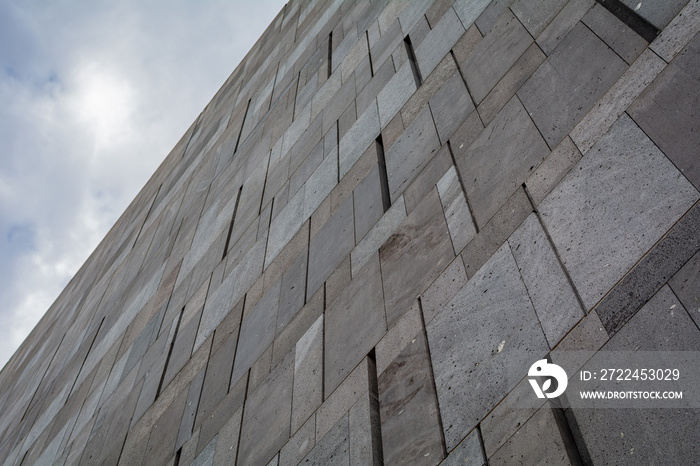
[{"x1": 1, "y1": 0, "x2": 700, "y2": 464}]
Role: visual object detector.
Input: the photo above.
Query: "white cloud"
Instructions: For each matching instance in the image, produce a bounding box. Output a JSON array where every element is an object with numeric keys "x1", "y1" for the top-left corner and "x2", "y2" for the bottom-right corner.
[{"x1": 0, "y1": 0, "x2": 287, "y2": 370}]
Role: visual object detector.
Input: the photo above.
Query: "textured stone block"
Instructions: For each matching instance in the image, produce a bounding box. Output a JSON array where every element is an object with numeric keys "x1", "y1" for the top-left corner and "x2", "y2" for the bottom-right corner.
[
  {"x1": 370, "y1": 18, "x2": 402, "y2": 71},
  {"x1": 353, "y1": 165, "x2": 384, "y2": 243},
  {"x1": 452, "y1": 0, "x2": 491, "y2": 30},
  {"x1": 441, "y1": 428, "x2": 485, "y2": 465},
  {"x1": 300, "y1": 413, "x2": 350, "y2": 465},
  {"x1": 429, "y1": 71, "x2": 475, "y2": 145},
  {"x1": 509, "y1": 214, "x2": 584, "y2": 347},
  {"x1": 380, "y1": 189, "x2": 454, "y2": 328},
  {"x1": 276, "y1": 248, "x2": 307, "y2": 336},
  {"x1": 518, "y1": 22, "x2": 627, "y2": 148},
  {"x1": 238, "y1": 352, "x2": 294, "y2": 466},
  {"x1": 670, "y1": 250, "x2": 700, "y2": 325},
  {"x1": 421, "y1": 256, "x2": 469, "y2": 325},
  {"x1": 317, "y1": 357, "x2": 369, "y2": 440},
  {"x1": 462, "y1": 9, "x2": 533, "y2": 103},
  {"x1": 539, "y1": 114, "x2": 699, "y2": 310},
  {"x1": 339, "y1": 99, "x2": 379, "y2": 179},
  {"x1": 511, "y1": 0, "x2": 568, "y2": 37},
  {"x1": 456, "y1": 97, "x2": 548, "y2": 229},
  {"x1": 582, "y1": 3, "x2": 647, "y2": 64},
  {"x1": 377, "y1": 61, "x2": 417, "y2": 129},
  {"x1": 403, "y1": 144, "x2": 453, "y2": 215},
  {"x1": 280, "y1": 414, "x2": 315, "y2": 466},
  {"x1": 379, "y1": 332, "x2": 444, "y2": 465},
  {"x1": 620, "y1": 0, "x2": 688, "y2": 29},
  {"x1": 375, "y1": 300, "x2": 423, "y2": 376},
  {"x1": 324, "y1": 255, "x2": 386, "y2": 395},
  {"x1": 436, "y1": 166, "x2": 477, "y2": 254},
  {"x1": 427, "y1": 243, "x2": 548, "y2": 449},
  {"x1": 524, "y1": 136, "x2": 582, "y2": 206},
  {"x1": 292, "y1": 315, "x2": 323, "y2": 432},
  {"x1": 650, "y1": 0, "x2": 700, "y2": 62},
  {"x1": 415, "y1": 7, "x2": 466, "y2": 78},
  {"x1": 386, "y1": 105, "x2": 441, "y2": 204},
  {"x1": 536, "y1": 0, "x2": 595, "y2": 55}
]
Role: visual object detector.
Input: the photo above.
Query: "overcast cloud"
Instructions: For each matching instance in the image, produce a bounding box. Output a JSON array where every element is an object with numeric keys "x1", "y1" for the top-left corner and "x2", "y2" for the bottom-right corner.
[{"x1": 0, "y1": 0, "x2": 287, "y2": 370}]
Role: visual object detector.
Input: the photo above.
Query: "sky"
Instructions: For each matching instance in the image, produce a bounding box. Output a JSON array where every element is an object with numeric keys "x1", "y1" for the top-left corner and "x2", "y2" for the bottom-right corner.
[{"x1": 0, "y1": 0, "x2": 287, "y2": 370}]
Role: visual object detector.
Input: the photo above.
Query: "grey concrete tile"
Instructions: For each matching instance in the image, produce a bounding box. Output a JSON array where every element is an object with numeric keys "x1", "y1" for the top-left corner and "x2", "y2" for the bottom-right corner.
[
  {"x1": 238, "y1": 352, "x2": 294, "y2": 466},
  {"x1": 276, "y1": 248, "x2": 307, "y2": 337},
  {"x1": 300, "y1": 413, "x2": 350, "y2": 466},
  {"x1": 421, "y1": 256, "x2": 469, "y2": 325},
  {"x1": 162, "y1": 309, "x2": 200, "y2": 389},
  {"x1": 462, "y1": 9, "x2": 533, "y2": 103},
  {"x1": 451, "y1": 0, "x2": 491, "y2": 30},
  {"x1": 191, "y1": 435, "x2": 216, "y2": 466},
  {"x1": 509, "y1": 214, "x2": 584, "y2": 348},
  {"x1": 331, "y1": 141, "x2": 378, "y2": 218},
  {"x1": 401, "y1": 54, "x2": 458, "y2": 130},
  {"x1": 338, "y1": 101, "x2": 357, "y2": 141},
  {"x1": 308, "y1": 194, "x2": 354, "y2": 298},
  {"x1": 452, "y1": 23, "x2": 483, "y2": 65},
  {"x1": 339, "y1": 100, "x2": 381, "y2": 178},
  {"x1": 416, "y1": 7, "x2": 466, "y2": 79},
  {"x1": 408, "y1": 13, "x2": 431, "y2": 50},
  {"x1": 371, "y1": 18, "x2": 403, "y2": 71},
  {"x1": 272, "y1": 285, "x2": 323, "y2": 369},
  {"x1": 144, "y1": 388, "x2": 188, "y2": 464},
  {"x1": 525, "y1": 136, "x2": 582, "y2": 206},
  {"x1": 292, "y1": 315, "x2": 324, "y2": 433},
  {"x1": 377, "y1": 61, "x2": 418, "y2": 129},
  {"x1": 325, "y1": 255, "x2": 386, "y2": 395},
  {"x1": 592, "y1": 200, "x2": 700, "y2": 335},
  {"x1": 620, "y1": 0, "x2": 687, "y2": 29},
  {"x1": 280, "y1": 414, "x2": 315, "y2": 466},
  {"x1": 289, "y1": 139, "x2": 323, "y2": 200},
  {"x1": 380, "y1": 189, "x2": 454, "y2": 328},
  {"x1": 429, "y1": 71, "x2": 475, "y2": 145},
  {"x1": 551, "y1": 310, "x2": 608, "y2": 374},
  {"x1": 650, "y1": 0, "x2": 700, "y2": 62},
  {"x1": 386, "y1": 105, "x2": 441, "y2": 204},
  {"x1": 426, "y1": 0, "x2": 456, "y2": 29},
  {"x1": 670, "y1": 249, "x2": 700, "y2": 326},
  {"x1": 197, "y1": 370, "x2": 246, "y2": 457},
  {"x1": 628, "y1": 62, "x2": 700, "y2": 190},
  {"x1": 231, "y1": 279, "x2": 281, "y2": 387},
  {"x1": 511, "y1": 0, "x2": 568, "y2": 38},
  {"x1": 375, "y1": 300, "x2": 423, "y2": 376},
  {"x1": 456, "y1": 97, "x2": 548, "y2": 229},
  {"x1": 461, "y1": 187, "x2": 532, "y2": 278},
  {"x1": 353, "y1": 165, "x2": 384, "y2": 243},
  {"x1": 303, "y1": 147, "x2": 338, "y2": 220},
  {"x1": 427, "y1": 243, "x2": 549, "y2": 450},
  {"x1": 489, "y1": 405, "x2": 571, "y2": 465},
  {"x1": 537, "y1": 0, "x2": 595, "y2": 55},
  {"x1": 539, "y1": 114, "x2": 699, "y2": 310},
  {"x1": 351, "y1": 195, "x2": 407, "y2": 277},
  {"x1": 441, "y1": 428, "x2": 485, "y2": 465},
  {"x1": 317, "y1": 357, "x2": 369, "y2": 440},
  {"x1": 475, "y1": 0, "x2": 515, "y2": 35},
  {"x1": 177, "y1": 365, "x2": 206, "y2": 451},
  {"x1": 348, "y1": 387, "x2": 380, "y2": 465},
  {"x1": 582, "y1": 3, "x2": 647, "y2": 64},
  {"x1": 248, "y1": 343, "x2": 273, "y2": 396},
  {"x1": 356, "y1": 58, "x2": 394, "y2": 117},
  {"x1": 436, "y1": 166, "x2": 477, "y2": 254},
  {"x1": 403, "y1": 144, "x2": 453, "y2": 215},
  {"x1": 518, "y1": 22, "x2": 628, "y2": 148},
  {"x1": 326, "y1": 255, "x2": 351, "y2": 310},
  {"x1": 477, "y1": 42, "x2": 545, "y2": 126},
  {"x1": 379, "y1": 331, "x2": 444, "y2": 465}
]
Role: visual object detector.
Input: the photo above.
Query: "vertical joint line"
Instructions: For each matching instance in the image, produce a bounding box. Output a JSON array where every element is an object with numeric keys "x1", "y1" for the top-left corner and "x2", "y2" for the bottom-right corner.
[
  {"x1": 447, "y1": 141, "x2": 479, "y2": 234},
  {"x1": 234, "y1": 99, "x2": 252, "y2": 154},
  {"x1": 328, "y1": 32, "x2": 333, "y2": 78},
  {"x1": 293, "y1": 70, "x2": 301, "y2": 120},
  {"x1": 157, "y1": 310, "x2": 183, "y2": 398},
  {"x1": 304, "y1": 224, "x2": 312, "y2": 304},
  {"x1": 450, "y1": 50, "x2": 482, "y2": 125},
  {"x1": 366, "y1": 30, "x2": 374, "y2": 77},
  {"x1": 404, "y1": 35, "x2": 422, "y2": 87},
  {"x1": 228, "y1": 293, "x2": 247, "y2": 392},
  {"x1": 523, "y1": 183, "x2": 587, "y2": 314},
  {"x1": 417, "y1": 297, "x2": 449, "y2": 459},
  {"x1": 336, "y1": 120, "x2": 341, "y2": 183},
  {"x1": 366, "y1": 349, "x2": 384, "y2": 465},
  {"x1": 223, "y1": 185, "x2": 244, "y2": 260},
  {"x1": 375, "y1": 135, "x2": 391, "y2": 212},
  {"x1": 233, "y1": 371, "x2": 251, "y2": 466}
]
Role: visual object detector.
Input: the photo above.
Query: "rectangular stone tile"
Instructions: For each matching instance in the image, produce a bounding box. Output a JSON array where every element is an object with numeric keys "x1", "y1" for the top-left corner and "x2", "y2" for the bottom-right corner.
[
  {"x1": 195, "y1": 327, "x2": 238, "y2": 429},
  {"x1": 539, "y1": 114, "x2": 699, "y2": 310},
  {"x1": 489, "y1": 404, "x2": 573, "y2": 464},
  {"x1": 143, "y1": 388, "x2": 188, "y2": 464},
  {"x1": 518, "y1": 22, "x2": 628, "y2": 148},
  {"x1": 670, "y1": 249, "x2": 700, "y2": 325},
  {"x1": 353, "y1": 165, "x2": 384, "y2": 243},
  {"x1": 276, "y1": 248, "x2": 307, "y2": 336},
  {"x1": 238, "y1": 352, "x2": 294, "y2": 466},
  {"x1": 551, "y1": 310, "x2": 609, "y2": 373},
  {"x1": 307, "y1": 194, "x2": 354, "y2": 298},
  {"x1": 379, "y1": 331, "x2": 444, "y2": 465},
  {"x1": 231, "y1": 279, "x2": 281, "y2": 387},
  {"x1": 509, "y1": 214, "x2": 584, "y2": 348},
  {"x1": 385, "y1": 105, "x2": 441, "y2": 204},
  {"x1": 211, "y1": 406, "x2": 242, "y2": 466},
  {"x1": 176, "y1": 365, "x2": 206, "y2": 450},
  {"x1": 474, "y1": 0, "x2": 515, "y2": 35},
  {"x1": 400, "y1": 53, "x2": 457, "y2": 130},
  {"x1": 441, "y1": 428, "x2": 485, "y2": 465},
  {"x1": 436, "y1": 166, "x2": 477, "y2": 254},
  {"x1": 377, "y1": 61, "x2": 418, "y2": 129},
  {"x1": 620, "y1": 0, "x2": 687, "y2": 29},
  {"x1": 370, "y1": 18, "x2": 403, "y2": 71},
  {"x1": 303, "y1": 148, "x2": 338, "y2": 220},
  {"x1": 416, "y1": 6, "x2": 466, "y2": 79},
  {"x1": 524, "y1": 136, "x2": 582, "y2": 206},
  {"x1": 421, "y1": 256, "x2": 469, "y2": 325},
  {"x1": 317, "y1": 357, "x2": 369, "y2": 440},
  {"x1": 461, "y1": 9, "x2": 533, "y2": 103},
  {"x1": 325, "y1": 255, "x2": 386, "y2": 395},
  {"x1": 403, "y1": 144, "x2": 453, "y2": 215},
  {"x1": 650, "y1": 0, "x2": 700, "y2": 62},
  {"x1": 356, "y1": 58, "x2": 394, "y2": 116},
  {"x1": 456, "y1": 97, "x2": 548, "y2": 229},
  {"x1": 452, "y1": 0, "x2": 491, "y2": 30},
  {"x1": 429, "y1": 71, "x2": 475, "y2": 145},
  {"x1": 477, "y1": 42, "x2": 545, "y2": 126},
  {"x1": 280, "y1": 414, "x2": 315, "y2": 466},
  {"x1": 593, "y1": 202, "x2": 700, "y2": 335},
  {"x1": 628, "y1": 61, "x2": 700, "y2": 190},
  {"x1": 570, "y1": 49, "x2": 666, "y2": 155},
  {"x1": 300, "y1": 413, "x2": 350, "y2": 466},
  {"x1": 511, "y1": 0, "x2": 568, "y2": 37},
  {"x1": 582, "y1": 3, "x2": 647, "y2": 64},
  {"x1": 375, "y1": 300, "x2": 422, "y2": 376},
  {"x1": 339, "y1": 100, "x2": 380, "y2": 178},
  {"x1": 272, "y1": 285, "x2": 323, "y2": 369},
  {"x1": 351, "y1": 195, "x2": 406, "y2": 277},
  {"x1": 536, "y1": 0, "x2": 595, "y2": 55},
  {"x1": 426, "y1": 243, "x2": 549, "y2": 450},
  {"x1": 292, "y1": 315, "x2": 323, "y2": 433},
  {"x1": 162, "y1": 309, "x2": 200, "y2": 389},
  {"x1": 380, "y1": 189, "x2": 455, "y2": 328}
]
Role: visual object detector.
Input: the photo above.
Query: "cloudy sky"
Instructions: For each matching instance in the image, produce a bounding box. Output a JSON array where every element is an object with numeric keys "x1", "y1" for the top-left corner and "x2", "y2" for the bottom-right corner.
[{"x1": 0, "y1": 0, "x2": 287, "y2": 370}]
